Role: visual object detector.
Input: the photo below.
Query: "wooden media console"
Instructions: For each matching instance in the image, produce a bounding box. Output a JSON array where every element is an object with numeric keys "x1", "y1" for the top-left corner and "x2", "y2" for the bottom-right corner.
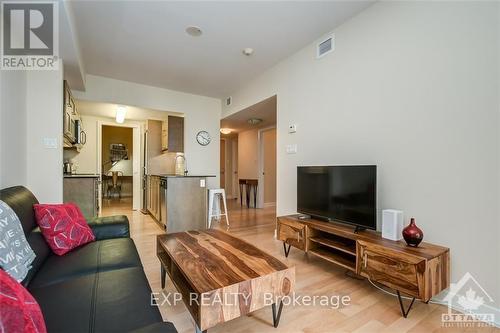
[{"x1": 277, "y1": 215, "x2": 450, "y2": 317}]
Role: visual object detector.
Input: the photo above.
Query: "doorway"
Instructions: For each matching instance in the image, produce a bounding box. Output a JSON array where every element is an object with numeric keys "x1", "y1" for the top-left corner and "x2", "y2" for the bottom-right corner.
[
  {"x1": 97, "y1": 122, "x2": 141, "y2": 214},
  {"x1": 220, "y1": 95, "x2": 277, "y2": 216}
]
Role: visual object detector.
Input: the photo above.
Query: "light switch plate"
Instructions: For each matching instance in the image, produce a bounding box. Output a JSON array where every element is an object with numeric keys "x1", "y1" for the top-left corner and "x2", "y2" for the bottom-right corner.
[
  {"x1": 43, "y1": 138, "x2": 57, "y2": 149},
  {"x1": 286, "y1": 144, "x2": 297, "y2": 154},
  {"x1": 200, "y1": 179, "x2": 206, "y2": 187}
]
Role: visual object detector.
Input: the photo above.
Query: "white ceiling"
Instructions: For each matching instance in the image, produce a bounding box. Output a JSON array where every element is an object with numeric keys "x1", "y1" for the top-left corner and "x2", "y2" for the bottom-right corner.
[
  {"x1": 59, "y1": 0, "x2": 86, "y2": 90},
  {"x1": 221, "y1": 96, "x2": 276, "y2": 136},
  {"x1": 68, "y1": 1, "x2": 373, "y2": 97}
]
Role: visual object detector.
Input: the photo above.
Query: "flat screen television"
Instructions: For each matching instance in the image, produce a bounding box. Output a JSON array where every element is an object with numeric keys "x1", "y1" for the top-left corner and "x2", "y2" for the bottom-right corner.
[{"x1": 297, "y1": 165, "x2": 376, "y2": 230}]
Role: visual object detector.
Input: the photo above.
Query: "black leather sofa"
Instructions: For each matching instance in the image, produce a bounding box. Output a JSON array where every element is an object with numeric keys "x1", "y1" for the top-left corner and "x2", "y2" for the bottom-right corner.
[{"x1": 0, "y1": 186, "x2": 176, "y2": 333}]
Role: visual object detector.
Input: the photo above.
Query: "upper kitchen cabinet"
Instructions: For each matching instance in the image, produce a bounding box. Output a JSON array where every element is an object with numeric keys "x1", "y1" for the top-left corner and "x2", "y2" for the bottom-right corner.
[
  {"x1": 63, "y1": 80, "x2": 86, "y2": 150},
  {"x1": 63, "y1": 80, "x2": 75, "y2": 146},
  {"x1": 161, "y1": 115, "x2": 184, "y2": 153}
]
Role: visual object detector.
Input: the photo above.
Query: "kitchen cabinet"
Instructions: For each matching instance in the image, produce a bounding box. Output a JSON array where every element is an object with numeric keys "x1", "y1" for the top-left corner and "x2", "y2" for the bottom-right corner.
[
  {"x1": 63, "y1": 175, "x2": 99, "y2": 219},
  {"x1": 161, "y1": 116, "x2": 184, "y2": 153},
  {"x1": 147, "y1": 175, "x2": 161, "y2": 222},
  {"x1": 63, "y1": 80, "x2": 75, "y2": 145},
  {"x1": 161, "y1": 121, "x2": 168, "y2": 152},
  {"x1": 63, "y1": 80, "x2": 85, "y2": 150}
]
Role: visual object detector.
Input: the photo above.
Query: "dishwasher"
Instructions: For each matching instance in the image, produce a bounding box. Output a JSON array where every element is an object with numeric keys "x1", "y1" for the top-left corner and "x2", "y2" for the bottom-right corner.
[{"x1": 160, "y1": 178, "x2": 167, "y2": 230}]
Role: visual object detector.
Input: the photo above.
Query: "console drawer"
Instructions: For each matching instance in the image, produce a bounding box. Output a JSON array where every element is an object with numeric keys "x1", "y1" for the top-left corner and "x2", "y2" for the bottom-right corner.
[
  {"x1": 277, "y1": 218, "x2": 306, "y2": 251},
  {"x1": 358, "y1": 241, "x2": 425, "y2": 298}
]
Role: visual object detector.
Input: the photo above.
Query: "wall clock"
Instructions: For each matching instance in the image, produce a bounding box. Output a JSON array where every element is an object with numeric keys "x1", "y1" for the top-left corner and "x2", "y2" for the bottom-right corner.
[{"x1": 196, "y1": 131, "x2": 211, "y2": 146}]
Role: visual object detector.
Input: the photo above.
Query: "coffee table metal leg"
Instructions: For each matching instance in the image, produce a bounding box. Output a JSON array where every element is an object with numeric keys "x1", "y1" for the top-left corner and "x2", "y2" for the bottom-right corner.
[
  {"x1": 271, "y1": 301, "x2": 284, "y2": 328},
  {"x1": 283, "y1": 242, "x2": 292, "y2": 257},
  {"x1": 161, "y1": 265, "x2": 166, "y2": 289}
]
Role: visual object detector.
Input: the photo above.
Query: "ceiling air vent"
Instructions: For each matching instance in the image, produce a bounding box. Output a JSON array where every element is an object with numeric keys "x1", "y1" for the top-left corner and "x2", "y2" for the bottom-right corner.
[
  {"x1": 225, "y1": 96, "x2": 232, "y2": 106},
  {"x1": 317, "y1": 34, "x2": 334, "y2": 58}
]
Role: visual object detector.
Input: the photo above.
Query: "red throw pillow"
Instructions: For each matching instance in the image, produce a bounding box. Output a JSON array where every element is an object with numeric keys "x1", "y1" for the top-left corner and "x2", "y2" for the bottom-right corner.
[
  {"x1": 33, "y1": 203, "x2": 95, "y2": 256},
  {"x1": 0, "y1": 269, "x2": 47, "y2": 333}
]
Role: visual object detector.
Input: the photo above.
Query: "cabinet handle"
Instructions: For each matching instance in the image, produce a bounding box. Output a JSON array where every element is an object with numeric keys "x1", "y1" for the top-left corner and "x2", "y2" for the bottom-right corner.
[{"x1": 364, "y1": 253, "x2": 368, "y2": 268}]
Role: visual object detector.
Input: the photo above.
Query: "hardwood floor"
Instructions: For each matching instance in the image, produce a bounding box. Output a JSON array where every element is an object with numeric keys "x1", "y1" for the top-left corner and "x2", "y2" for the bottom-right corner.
[{"x1": 101, "y1": 198, "x2": 497, "y2": 333}]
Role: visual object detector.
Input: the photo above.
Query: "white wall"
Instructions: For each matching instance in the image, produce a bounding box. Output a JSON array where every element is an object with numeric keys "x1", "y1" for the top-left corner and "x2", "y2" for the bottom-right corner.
[
  {"x1": 0, "y1": 68, "x2": 63, "y2": 203},
  {"x1": 237, "y1": 129, "x2": 259, "y2": 180},
  {"x1": 0, "y1": 71, "x2": 27, "y2": 189},
  {"x1": 223, "y1": 1, "x2": 500, "y2": 311},
  {"x1": 26, "y1": 70, "x2": 64, "y2": 203},
  {"x1": 73, "y1": 75, "x2": 221, "y2": 187}
]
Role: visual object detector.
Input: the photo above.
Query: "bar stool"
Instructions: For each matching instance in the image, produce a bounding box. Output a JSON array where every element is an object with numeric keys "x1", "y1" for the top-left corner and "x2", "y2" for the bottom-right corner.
[
  {"x1": 246, "y1": 179, "x2": 258, "y2": 208},
  {"x1": 208, "y1": 188, "x2": 229, "y2": 228},
  {"x1": 239, "y1": 179, "x2": 247, "y2": 206}
]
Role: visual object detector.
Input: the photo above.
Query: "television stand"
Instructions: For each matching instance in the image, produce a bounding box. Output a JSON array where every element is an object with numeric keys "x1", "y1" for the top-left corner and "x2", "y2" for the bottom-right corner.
[
  {"x1": 277, "y1": 215, "x2": 450, "y2": 318},
  {"x1": 353, "y1": 226, "x2": 366, "y2": 233}
]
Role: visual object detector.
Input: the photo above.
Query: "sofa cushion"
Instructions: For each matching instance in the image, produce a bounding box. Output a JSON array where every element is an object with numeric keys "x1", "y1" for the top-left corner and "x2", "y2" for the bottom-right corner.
[
  {"x1": 0, "y1": 187, "x2": 51, "y2": 285},
  {"x1": 30, "y1": 267, "x2": 164, "y2": 332},
  {"x1": 0, "y1": 186, "x2": 39, "y2": 234},
  {"x1": 87, "y1": 215, "x2": 130, "y2": 240},
  {"x1": 22, "y1": 229, "x2": 51, "y2": 287},
  {"x1": 33, "y1": 203, "x2": 95, "y2": 256},
  {"x1": 28, "y1": 238, "x2": 143, "y2": 289},
  {"x1": 0, "y1": 199, "x2": 36, "y2": 281},
  {"x1": 0, "y1": 269, "x2": 47, "y2": 333}
]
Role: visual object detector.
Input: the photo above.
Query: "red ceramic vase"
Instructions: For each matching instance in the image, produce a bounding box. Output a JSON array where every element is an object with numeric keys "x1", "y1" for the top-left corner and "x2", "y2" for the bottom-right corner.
[{"x1": 402, "y1": 218, "x2": 423, "y2": 247}]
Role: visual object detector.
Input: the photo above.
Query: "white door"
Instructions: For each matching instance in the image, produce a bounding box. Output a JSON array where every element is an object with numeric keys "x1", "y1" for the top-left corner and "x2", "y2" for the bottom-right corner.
[{"x1": 262, "y1": 129, "x2": 276, "y2": 205}]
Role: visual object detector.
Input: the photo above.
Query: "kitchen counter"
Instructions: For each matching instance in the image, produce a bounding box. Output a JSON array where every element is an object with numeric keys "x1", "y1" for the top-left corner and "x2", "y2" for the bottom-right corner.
[
  {"x1": 146, "y1": 174, "x2": 213, "y2": 233},
  {"x1": 64, "y1": 174, "x2": 100, "y2": 178}
]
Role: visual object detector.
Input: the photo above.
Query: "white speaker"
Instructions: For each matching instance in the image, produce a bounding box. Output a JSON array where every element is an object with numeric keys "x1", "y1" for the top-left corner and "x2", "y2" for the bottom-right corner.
[{"x1": 382, "y1": 209, "x2": 404, "y2": 241}]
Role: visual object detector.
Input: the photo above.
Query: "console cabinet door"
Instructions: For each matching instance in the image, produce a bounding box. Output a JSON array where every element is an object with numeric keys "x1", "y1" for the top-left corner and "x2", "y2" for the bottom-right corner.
[
  {"x1": 277, "y1": 218, "x2": 306, "y2": 251},
  {"x1": 357, "y1": 240, "x2": 426, "y2": 299}
]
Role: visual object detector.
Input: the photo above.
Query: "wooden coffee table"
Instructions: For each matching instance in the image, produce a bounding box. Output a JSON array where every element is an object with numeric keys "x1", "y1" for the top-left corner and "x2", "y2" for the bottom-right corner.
[{"x1": 157, "y1": 229, "x2": 295, "y2": 332}]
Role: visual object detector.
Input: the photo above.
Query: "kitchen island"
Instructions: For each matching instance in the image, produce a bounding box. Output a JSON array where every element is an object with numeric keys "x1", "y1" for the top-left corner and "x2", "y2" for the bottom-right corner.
[{"x1": 147, "y1": 174, "x2": 215, "y2": 233}]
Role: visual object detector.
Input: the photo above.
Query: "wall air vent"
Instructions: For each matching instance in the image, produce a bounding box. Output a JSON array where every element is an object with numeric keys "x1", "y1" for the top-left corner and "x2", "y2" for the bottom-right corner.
[
  {"x1": 225, "y1": 96, "x2": 232, "y2": 106},
  {"x1": 317, "y1": 34, "x2": 334, "y2": 58}
]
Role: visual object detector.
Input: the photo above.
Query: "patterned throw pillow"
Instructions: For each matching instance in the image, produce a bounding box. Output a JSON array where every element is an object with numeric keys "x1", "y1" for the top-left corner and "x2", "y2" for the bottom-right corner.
[
  {"x1": 0, "y1": 200, "x2": 36, "y2": 281},
  {"x1": 0, "y1": 268, "x2": 47, "y2": 333},
  {"x1": 33, "y1": 203, "x2": 95, "y2": 256}
]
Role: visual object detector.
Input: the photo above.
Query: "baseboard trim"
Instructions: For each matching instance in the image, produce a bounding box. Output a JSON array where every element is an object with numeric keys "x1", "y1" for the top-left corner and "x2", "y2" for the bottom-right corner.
[{"x1": 264, "y1": 202, "x2": 276, "y2": 208}]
